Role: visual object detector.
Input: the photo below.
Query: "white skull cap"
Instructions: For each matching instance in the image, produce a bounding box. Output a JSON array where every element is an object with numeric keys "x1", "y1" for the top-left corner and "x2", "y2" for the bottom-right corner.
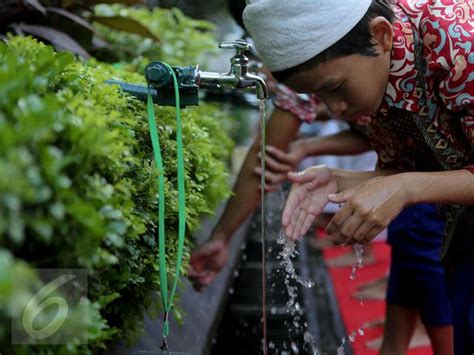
[{"x1": 243, "y1": 0, "x2": 372, "y2": 71}]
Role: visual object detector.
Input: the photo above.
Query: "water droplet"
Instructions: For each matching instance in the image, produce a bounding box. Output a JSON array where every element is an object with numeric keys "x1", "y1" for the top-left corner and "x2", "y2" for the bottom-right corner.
[
  {"x1": 234, "y1": 270, "x2": 239, "y2": 277},
  {"x1": 268, "y1": 341, "x2": 276, "y2": 349},
  {"x1": 349, "y1": 244, "x2": 364, "y2": 280},
  {"x1": 337, "y1": 337, "x2": 346, "y2": 354},
  {"x1": 291, "y1": 342, "x2": 299, "y2": 353},
  {"x1": 349, "y1": 332, "x2": 356, "y2": 342},
  {"x1": 270, "y1": 307, "x2": 277, "y2": 314},
  {"x1": 303, "y1": 331, "x2": 320, "y2": 354},
  {"x1": 358, "y1": 327, "x2": 365, "y2": 336},
  {"x1": 228, "y1": 288, "x2": 234, "y2": 294}
]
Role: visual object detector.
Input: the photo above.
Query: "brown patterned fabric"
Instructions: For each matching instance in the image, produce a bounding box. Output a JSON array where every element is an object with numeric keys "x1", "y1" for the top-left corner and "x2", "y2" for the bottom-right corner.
[{"x1": 368, "y1": 24, "x2": 474, "y2": 261}]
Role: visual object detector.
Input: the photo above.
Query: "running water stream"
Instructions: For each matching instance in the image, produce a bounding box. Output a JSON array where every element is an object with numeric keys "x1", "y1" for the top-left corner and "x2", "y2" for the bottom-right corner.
[{"x1": 258, "y1": 99, "x2": 268, "y2": 355}]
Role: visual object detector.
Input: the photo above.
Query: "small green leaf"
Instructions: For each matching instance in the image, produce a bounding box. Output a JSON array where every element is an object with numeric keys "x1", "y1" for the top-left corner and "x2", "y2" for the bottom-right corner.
[{"x1": 91, "y1": 16, "x2": 160, "y2": 41}]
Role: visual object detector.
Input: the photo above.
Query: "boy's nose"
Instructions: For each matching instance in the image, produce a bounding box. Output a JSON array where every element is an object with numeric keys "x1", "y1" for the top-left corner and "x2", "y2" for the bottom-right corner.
[{"x1": 327, "y1": 100, "x2": 348, "y2": 117}]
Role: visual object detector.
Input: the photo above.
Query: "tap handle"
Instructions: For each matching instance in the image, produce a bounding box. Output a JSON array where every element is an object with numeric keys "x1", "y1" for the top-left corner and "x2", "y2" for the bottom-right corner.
[{"x1": 218, "y1": 39, "x2": 253, "y2": 56}]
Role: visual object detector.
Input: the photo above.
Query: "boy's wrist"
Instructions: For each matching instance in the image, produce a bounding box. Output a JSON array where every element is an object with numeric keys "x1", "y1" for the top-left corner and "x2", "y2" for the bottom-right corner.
[
  {"x1": 293, "y1": 139, "x2": 310, "y2": 161},
  {"x1": 331, "y1": 168, "x2": 354, "y2": 192},
  {"x1": 210, "y1": 227, "x2": 232, "y2": 245},
  {"x1": 297, "y1": 138, "x2": 318, "y2": 158},
  {"x1": 402, "y1": 172, "x2": 435, "y2": 206}
]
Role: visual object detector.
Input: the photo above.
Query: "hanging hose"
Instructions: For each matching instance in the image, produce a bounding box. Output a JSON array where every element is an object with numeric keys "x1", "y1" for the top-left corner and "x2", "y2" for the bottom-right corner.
[{"x1": 146, "y1": 62, "x2": 186, "y2": 352}]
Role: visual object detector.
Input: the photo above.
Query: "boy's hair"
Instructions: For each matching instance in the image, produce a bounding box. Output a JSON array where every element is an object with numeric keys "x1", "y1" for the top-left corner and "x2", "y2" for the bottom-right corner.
[
  {"x1": 228, "y1": 0, "x2": 247, "y2": 31},
  {"x1": 272, "y1": 0, "x2": 395, "y2": 82}
]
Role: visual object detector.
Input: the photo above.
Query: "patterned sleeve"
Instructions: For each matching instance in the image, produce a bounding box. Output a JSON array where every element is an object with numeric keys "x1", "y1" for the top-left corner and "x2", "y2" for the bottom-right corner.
[
  {"x1": 423, "y1": 0, "x2": 474, "y2": 172},
  {"x1": 272, "y1": 83, "x2": 321, "y2": 124}
]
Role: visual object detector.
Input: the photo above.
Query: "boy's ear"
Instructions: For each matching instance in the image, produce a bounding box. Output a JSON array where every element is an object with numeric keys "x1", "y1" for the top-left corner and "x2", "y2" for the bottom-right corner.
[{"x1": 369, "y1": 16, "x2": 393, "y2": 53}]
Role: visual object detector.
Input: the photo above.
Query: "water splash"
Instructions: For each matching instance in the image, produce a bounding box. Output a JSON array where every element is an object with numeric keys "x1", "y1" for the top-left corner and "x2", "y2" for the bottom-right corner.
[
  {"x1": 276, "y1": 229, "x2": 320, "y2": 353},
  {"x1": 303, "y1": 331, "x2": 320, "y2": 354},
  {"x1": 335, "y1": 244, "x2": 365, "y2": 351},
  {"x1": 337, "y1": 337, "x2": 346, "y2": 355},
  {"x1": 348, "y1": 331, "x2": 356, "y2": 342},
  {"x1": 290, "y1": 341, "x2": 299, "y2": 353},
  {"x1": 337, "y1": 326, "x2": 366, "y2": 351},
  {"x1": 349, "y1": 243, "x2": 364, "y2": 280},
  {"x1": 277, "y1": 229, "x2": 315, "y2": 290}
]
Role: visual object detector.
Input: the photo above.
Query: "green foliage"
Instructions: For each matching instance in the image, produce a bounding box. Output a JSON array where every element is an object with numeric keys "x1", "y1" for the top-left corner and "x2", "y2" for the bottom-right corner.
[
  {"x1": 93, "y1": 4, "x2": 217, "y2": 70},
  {"x1": 0, "y1": 0, "x2": 158, "y2": 60},
  {"x1": 0, "y1": 35, "x2": 233, "y2": 354}
]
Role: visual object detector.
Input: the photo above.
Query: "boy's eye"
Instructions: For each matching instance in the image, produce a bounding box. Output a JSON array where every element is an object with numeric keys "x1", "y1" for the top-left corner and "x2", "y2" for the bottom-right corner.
[{"x1": 330, "y1": 82, "x2": 344, "y2": 92}]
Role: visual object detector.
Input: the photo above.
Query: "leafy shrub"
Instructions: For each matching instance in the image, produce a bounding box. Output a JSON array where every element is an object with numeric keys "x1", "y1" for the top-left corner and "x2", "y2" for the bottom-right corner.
[
  {"x1": 0, "y1": 35, "x2": 233, "y2": 354},
  {"x1": 92, "y1": 4, "x2": 217, "y2": 70},
  {"x1": 0, "y1": 0, "x2": 159, "y2": 60}
]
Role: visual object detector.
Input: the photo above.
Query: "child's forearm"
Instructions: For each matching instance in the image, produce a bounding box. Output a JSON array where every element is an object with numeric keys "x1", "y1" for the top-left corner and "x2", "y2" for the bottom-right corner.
[
  {"x1": 329, "y1": 168, "x2": 474, "y2": 205},
  {"x1": 403, "y1": 169, "x2": 474, "y2": 205},
  {"x1": 332, "y1": 168, "x2": 400, "y2": 192},
  {"x1": 300, "y1": 129, "x2": 372, "y2": 157}
]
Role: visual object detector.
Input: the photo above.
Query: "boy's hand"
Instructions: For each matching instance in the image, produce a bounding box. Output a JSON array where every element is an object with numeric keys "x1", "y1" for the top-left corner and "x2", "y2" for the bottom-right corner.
[
  {"x1": 325, "y1": 175, "x2": 409, "y2": 245},
  {"x1": 188, "y1": 238, "x2": 229, "y2": 292},
  {"x1": 254, "y1": 143, "x2": 307, "y2": 192},
  {"x1": 282, "y1": 165, "x2": 338, "y2": 240}
]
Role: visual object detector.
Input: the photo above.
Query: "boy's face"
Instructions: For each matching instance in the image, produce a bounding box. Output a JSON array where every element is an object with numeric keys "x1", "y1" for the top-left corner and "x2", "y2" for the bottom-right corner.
[{"x1": 282, "y1": 17, "x2": 393, "y2": 121}]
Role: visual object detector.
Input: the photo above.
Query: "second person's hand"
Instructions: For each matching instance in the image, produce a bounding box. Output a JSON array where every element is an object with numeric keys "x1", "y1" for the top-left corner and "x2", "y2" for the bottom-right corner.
[
  {"x1": 188, "y1": 237, "x2": 229, "y2": 292},
  {"x1": 254, "y1": 142, "x2": 308, "y2": 191}
]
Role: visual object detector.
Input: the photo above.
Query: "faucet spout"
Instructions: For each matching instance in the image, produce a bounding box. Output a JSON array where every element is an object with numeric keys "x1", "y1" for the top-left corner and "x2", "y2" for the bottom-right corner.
[{"x1": 241, "y1": 73, "x2": 268, "y2": 100}]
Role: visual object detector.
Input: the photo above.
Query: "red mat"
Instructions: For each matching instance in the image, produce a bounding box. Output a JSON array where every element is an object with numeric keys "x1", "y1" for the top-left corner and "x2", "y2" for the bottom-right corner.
[{"x1": 321, "y1": 238, "x2": 433, "y2": 355}]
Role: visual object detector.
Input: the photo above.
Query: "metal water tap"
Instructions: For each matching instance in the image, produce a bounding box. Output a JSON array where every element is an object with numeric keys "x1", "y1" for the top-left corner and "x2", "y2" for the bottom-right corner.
[
  {"x1": 106, "y1": 39, "x2": 267, "y2": 107},
  {"x1": 196, "y1": 39, "x2": 268, "y2": 100}
]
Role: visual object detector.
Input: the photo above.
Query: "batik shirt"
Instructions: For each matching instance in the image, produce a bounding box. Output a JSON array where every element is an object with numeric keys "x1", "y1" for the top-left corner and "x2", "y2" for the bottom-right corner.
[
  {"x1": 367, "y1": 0, "x2": 474, "y2": 258},
  {"x1": 370, "y1": 0, "x2": 473, "y2": 171}
]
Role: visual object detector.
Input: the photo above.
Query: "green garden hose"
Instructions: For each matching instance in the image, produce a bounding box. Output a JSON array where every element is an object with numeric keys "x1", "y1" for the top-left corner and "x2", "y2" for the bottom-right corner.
[{"x1": 146, "y1": 62, "x2": 186, "y2": 352}]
